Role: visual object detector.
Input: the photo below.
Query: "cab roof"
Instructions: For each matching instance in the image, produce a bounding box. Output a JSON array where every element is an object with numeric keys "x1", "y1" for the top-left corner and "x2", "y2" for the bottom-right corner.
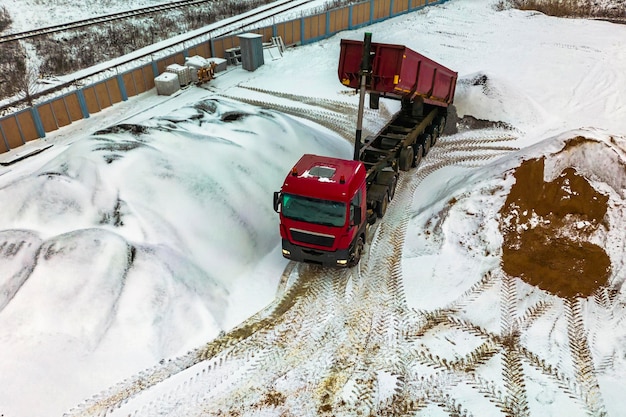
[{"x1": 281, "y1": 154, "x2": 365, "y2": 202}]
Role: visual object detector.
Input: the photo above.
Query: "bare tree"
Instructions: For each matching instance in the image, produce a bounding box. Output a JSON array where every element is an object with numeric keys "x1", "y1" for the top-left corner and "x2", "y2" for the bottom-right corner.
[
  {"x1": 0, "y1": 43, "x2": 26, "y2": 100},
  {"x1": 15, "y1": 60, "x2": 41, "y2": 107}
]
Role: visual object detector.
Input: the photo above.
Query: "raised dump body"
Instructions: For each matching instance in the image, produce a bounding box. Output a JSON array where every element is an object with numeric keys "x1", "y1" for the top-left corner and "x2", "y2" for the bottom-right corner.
[{"x1": 338, "y1": 39, "x2": 457, "y2": 107}]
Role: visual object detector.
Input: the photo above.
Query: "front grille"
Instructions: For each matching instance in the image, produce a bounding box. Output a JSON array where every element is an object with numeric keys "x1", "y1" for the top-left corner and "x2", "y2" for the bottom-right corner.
[{"x1": 290, "y1": 229, "x2": 335, "y2": 248}]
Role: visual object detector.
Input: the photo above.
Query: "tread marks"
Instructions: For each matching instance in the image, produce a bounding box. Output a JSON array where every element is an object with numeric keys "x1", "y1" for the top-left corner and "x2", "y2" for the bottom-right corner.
[
  {"x1": 64, "y1": 265, "x2": 318, "y2": 417},
  {"x1": 237, "y1": 85, "x2": 359, "y2": 115},
  {"x1": 358, "y1": 171, "x2": 417, "y2": 412},
  {"x1": 217, "y1": 93, "x2": 357, "y2": 141},
  {"x1": 565, "y1": 297, "x2": 607, "y2": 416}
]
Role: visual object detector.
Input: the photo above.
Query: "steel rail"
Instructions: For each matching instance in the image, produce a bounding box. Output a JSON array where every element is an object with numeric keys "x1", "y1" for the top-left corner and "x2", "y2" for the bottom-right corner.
[{"x1": 0, "y1": 0, "x2": 212, "y2": 44}]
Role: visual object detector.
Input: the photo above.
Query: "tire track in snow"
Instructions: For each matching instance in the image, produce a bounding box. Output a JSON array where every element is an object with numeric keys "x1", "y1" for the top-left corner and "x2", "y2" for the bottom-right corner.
[
  {"x1": 64, "y1": 263, "x2": 320, "y2": 416},
  {"x1": 215, "y1": 93, "x2": 357, "y2": 141},
  {"x1": 565, "y1": 297, "x2": 608, "y2": 416}
]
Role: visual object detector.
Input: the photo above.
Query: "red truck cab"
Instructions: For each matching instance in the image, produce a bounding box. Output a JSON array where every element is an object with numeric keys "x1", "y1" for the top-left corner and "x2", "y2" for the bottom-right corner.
[{"x1": 273, "y1": 154, "x2": 368, "y2": 267}]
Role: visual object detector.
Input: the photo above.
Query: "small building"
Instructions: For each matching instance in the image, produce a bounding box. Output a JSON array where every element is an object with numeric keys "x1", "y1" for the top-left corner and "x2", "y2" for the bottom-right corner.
[{"x1": 238, "y1": 33, "x2": 264, "y2": 72}]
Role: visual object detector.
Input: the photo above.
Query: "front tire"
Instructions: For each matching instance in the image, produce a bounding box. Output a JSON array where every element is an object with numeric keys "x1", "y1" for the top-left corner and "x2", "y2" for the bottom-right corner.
[{"x1": 348, "y1": 236, "x2": 365, "y2": 267}]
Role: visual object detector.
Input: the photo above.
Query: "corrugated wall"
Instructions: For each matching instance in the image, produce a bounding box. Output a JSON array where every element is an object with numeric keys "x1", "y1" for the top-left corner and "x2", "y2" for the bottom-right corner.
[{"x1": 0, "y1": 0, "x2": 445, "y2": 155}]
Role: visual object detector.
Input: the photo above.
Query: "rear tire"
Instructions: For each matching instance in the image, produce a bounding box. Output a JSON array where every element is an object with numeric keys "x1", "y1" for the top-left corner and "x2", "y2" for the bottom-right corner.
[
  {"x1": 399, "y1": 146, "x2": 414, "y2": 171},
  {"x1": 413, "y1": 143, "x2": 424, "y2": 167},
  {"x1": 438, "y1": 115, "x2": 447, "y2": 135},
  {"x1": 388, "y1": 174, "x2": 398, "y2": 200},
  {"x1": 431, "y1": 130, "x2": 438, "y2": 147},
  {"x1": 422, "y1": 133, "x2": 432, "y2": 156},
  {"x1": 376, "y1": 192, "x2": 389, "y2": 218}
]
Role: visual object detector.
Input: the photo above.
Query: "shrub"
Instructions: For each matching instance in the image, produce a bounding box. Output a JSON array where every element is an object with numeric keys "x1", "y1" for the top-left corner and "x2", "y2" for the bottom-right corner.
[
  {"x1": 508, "y1": 0, "x2": 623, "y2": 18},
  {"x1": 0, "y1": 5, "x2": 11, "y2": 32},
  {"x1": 0, "y1": 44, "x2": 26, "y2": 102},
  {"x1": 512, "y1": 0, "x2": 590, "y2": 17}
]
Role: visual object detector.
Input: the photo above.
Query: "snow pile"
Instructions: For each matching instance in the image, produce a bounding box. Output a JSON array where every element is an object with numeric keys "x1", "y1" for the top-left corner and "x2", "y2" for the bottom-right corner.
[{"x1": 0, "y1": 97, "x2": 351, "y2": 416}]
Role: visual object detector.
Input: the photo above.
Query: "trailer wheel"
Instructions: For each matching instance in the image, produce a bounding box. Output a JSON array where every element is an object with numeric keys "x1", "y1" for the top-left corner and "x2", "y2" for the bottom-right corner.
[
  {"x1": 348, "y1": 236, "x2": 364, "y2": 267},
  {"x1": 413, "y1": 144, "x2": 424, "y2": 167},
  {"x1": 422, "y1": 133, "x2": 432, "y2": 156},
  {"x1": 377, "y1": 192, "x2": 389, "y2": 218},
  {"x1": 431, "y1": 130, "x2": 438, "y2": 147},
  {"x1": 438, "y1": 115, "x2": 447, "y2": 135},
  {"x1": 388, "y1": 174, "x2": 398, "y2": 200},
  {"x1": 399, "y1": 146, "x2": 414, "y2": 171}
]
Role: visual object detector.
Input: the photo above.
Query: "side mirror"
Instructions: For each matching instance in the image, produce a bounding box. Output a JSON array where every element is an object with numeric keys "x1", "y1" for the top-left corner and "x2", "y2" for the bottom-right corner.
[
  {"x1": 352, "y1": 205, "x2": 362, "y2": 225},
  {"x1": 273, "y1": 192, "x2": 281, "y2": 213}
]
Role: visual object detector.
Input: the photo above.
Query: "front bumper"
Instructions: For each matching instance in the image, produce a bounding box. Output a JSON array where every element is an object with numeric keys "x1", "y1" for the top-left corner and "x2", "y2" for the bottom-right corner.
[{"x1": 281, "y1": 239, "x2": 350, "y2": 268}]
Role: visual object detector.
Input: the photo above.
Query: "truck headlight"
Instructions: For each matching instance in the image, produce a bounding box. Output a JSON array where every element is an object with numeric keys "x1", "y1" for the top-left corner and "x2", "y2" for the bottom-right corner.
[{"x1": 282, "y1": 249, "x2": 291, "y2": 256}]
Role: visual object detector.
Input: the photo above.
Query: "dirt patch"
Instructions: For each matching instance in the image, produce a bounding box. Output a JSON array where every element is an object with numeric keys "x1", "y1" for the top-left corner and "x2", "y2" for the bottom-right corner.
[
  {"x1": 444, "y1": 104, "x2": 515, "y2": 135},
  {"x1": 457, "y1": 115, "x2": 515, "y2": 132},
  {"x1": 499, "y1": 152, "x2": 611, "y2": 298}
]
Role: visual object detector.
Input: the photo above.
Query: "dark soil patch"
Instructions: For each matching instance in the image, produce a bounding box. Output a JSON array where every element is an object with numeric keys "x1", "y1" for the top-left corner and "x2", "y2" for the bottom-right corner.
[
  {"x1": 457, "y1": 115, "x2": 515, "y2": 132},
  {"x1": 444, "y1": 104, "x2": 514, "y2": 134},
  {"x1": 499, "y1": 149, "x2": 611, "y2": 298}
]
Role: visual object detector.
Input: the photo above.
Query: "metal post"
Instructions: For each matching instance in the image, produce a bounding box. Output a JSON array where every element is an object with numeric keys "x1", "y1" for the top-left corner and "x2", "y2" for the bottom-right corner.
[{"x1": 354, "y1": 32, "x2": 372, "y2": 161}]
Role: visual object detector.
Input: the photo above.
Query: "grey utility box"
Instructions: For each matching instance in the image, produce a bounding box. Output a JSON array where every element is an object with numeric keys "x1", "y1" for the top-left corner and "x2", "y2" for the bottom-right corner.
[{"x1": 238, "y1": 33, "x2": 264, "y2": 72}]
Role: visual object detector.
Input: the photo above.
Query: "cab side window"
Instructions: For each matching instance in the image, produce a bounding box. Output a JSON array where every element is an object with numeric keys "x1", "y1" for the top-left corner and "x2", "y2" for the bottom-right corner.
[{"x1": 350, "y1": 189, "x2": 362, "y2": 223}]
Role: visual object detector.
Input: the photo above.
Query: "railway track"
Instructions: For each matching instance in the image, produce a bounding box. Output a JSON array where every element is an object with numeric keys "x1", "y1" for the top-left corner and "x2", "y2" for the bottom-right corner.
[
  {"x1": 64, "y1": 92, "x2": 613, "y2": 416},
  {"x1": 0, "y1": 0, "x2": 213, "y2": 44},
  {"x1": 0, "y1": 0, "x2": 312, "y2": 44}
]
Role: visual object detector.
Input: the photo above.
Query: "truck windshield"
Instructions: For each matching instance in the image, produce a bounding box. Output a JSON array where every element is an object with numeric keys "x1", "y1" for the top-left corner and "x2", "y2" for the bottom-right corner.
[{"x1": 282, "y1": 193, "x2": 346, "y2": 227}]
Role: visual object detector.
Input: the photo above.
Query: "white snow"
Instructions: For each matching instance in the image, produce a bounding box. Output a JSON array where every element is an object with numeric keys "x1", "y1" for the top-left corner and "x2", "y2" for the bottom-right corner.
[{"x1": 1, "y1": 0, "x2": 626, "y2": 416}]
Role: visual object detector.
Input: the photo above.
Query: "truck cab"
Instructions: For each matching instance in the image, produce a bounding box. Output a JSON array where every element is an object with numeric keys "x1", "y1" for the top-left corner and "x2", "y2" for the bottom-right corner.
[{"x1": 273, "y1": 154, "x2": 367, "y2": 267}]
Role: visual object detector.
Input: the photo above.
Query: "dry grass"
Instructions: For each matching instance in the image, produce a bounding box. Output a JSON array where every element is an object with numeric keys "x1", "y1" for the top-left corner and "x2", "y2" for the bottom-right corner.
[
  {"x1": 512, "y1": 0, "x2": 591, "y2": 17},
  {"x1": 498, "y1": 0, "x2": 626, "y2": 18}
]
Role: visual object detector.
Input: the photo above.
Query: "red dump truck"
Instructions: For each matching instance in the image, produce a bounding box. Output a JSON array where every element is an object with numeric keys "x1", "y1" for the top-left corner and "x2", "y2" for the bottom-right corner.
[{"x1": 273, "y1": 34, "x2": 457, "y2": 267}]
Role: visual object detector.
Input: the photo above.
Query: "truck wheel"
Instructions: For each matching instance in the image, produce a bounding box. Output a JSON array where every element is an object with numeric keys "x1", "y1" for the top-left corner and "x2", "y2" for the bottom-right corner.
[
  {"x1": 388, "y1": 174, "x2": 398, "y2": 200},
  {"x1": 438, "y1": 115, "x2": 447, "y2": 135},
  {"x1": 431, "y1": 130, "x2": 439, "y2": 147},
  {"x1": 348, "y1": 236, "x2": 364, "y2": 267},
  {"x1": 399, "y1": 147, "x2": 414, "y2": 171},
  {"x1": 422, "y1": 133, "x2": 432, "y2": 156},
  {"x1": 413, "y1": 144, "x2": 424, "y2": 167},
  {"x1": 377, "y1": 192, "x2": 388, "y2": 217}
]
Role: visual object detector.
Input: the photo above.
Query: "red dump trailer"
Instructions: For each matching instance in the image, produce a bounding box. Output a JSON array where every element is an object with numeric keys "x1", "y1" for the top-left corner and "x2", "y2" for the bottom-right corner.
[{"x1": 338, "y1": 39, "x2": 457, "y2": 108}]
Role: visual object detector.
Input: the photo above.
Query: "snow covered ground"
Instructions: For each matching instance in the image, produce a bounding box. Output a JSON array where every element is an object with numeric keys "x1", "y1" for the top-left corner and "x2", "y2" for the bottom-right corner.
[{"x1": 1, "y1": 0, "x2": 626, "y2": 416}]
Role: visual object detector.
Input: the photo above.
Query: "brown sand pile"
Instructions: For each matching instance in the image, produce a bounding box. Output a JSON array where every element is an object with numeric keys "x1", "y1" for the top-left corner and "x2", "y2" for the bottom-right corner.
[{"x1": 499, "y1": 140, "x2": 612, "y2": 298}]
